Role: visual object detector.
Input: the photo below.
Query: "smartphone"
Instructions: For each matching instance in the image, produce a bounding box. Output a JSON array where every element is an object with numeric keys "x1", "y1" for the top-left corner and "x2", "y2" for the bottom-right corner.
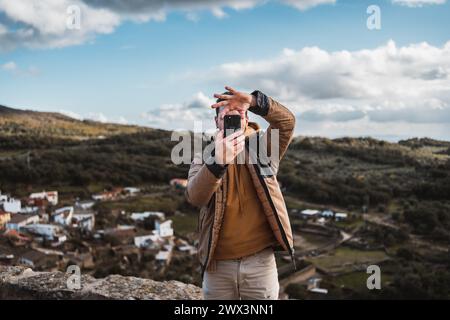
[{"x1": 224, "y1": 115, "x2": 241, "y2": 137}]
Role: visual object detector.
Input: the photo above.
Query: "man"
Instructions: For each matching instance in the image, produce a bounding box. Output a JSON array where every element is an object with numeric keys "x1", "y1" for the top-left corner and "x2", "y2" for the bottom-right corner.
[{"x1": 185, "y1": 86, "x2": 296, "y2": 300}]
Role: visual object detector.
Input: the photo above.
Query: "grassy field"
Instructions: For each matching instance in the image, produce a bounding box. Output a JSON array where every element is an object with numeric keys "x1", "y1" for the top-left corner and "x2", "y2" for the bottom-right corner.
[
  {"x1": 96, "y1": 192, "x2": 186, "y2": 213},
  {"x1": 307, "y1": 246, "x2": 389, "y2": 274},
  {"x1": 331, "y1": 271, "x2": 393, "y2": 291}
]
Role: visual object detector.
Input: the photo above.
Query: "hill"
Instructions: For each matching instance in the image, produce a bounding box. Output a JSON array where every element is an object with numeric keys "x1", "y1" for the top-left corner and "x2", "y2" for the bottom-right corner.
[
  {"x1": 0, "y1": 104, "x2": 150, "y2": 139},
  {"x1": 1, "y1": 106, "x2": 449, "y2": 299}
]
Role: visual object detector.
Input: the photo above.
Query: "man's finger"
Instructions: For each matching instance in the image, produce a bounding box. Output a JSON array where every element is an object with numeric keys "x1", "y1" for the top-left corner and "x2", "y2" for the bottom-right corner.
[
  {"x1": 215, "y1": 130, "x2": 224, "y2": 141},
  {"x1": 235, "y1": 141, "x2": 245, "y2": 154},
  {"x1": 225, "y1": 129, "x2": 244, "y2": 141},
  {"x1": 214, "y1": 93, "x2": 232, "y2": 100},
  {"x1": 232, "y1": 135, "x2": 245, "y2": 146},
  {"x1": 225, "y1": 86, "x2": 237, "y2": 94},
  {"x1": 211, "y1": 100, "x2": 228, "y2": 109}
]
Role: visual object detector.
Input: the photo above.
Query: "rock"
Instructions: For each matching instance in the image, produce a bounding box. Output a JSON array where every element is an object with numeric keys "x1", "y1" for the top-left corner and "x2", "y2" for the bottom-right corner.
[{"x1": 0, "y1": 265, "x2": 202, "y2": 300}]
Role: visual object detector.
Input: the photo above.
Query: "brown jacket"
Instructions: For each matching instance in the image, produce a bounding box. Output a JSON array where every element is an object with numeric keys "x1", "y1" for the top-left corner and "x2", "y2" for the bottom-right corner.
[{"x1": 185, "y1": 91, "x2": 296, "y2": 278}]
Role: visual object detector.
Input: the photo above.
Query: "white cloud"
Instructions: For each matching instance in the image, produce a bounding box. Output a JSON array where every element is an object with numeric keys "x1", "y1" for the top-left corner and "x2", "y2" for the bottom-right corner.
[
  {"x1": 0, "y1": 0, "x2": 336, "y2": 51},
  {"x1": 1, "y1": 60, "x2": 39, "y2": 75},
  {"x1": 281, "y1": 0, "x2": 336, "y2": 10},
  {"x1": 61, "y1": 110, "x2": 128, "y2": 124},
  {"x1": 179, "y1": 40, "x2": 450, "y2": 140},
  {"x1": 0, "y1": 0, "x2": 120, "y2": 50},
  {"x1": 59, "y1": 109, "x2": 83, "y2": 120},
  {"x1": 141, "y1": 91, "x2": 217, "y2": 131},
  {"x1": 86, "y1": 112, "x2": 109, "y2": 123},
  {"x1": 392, "y1": 0, "x2": 446, "y2": 7},
  {"x1": 1, "y1": 61, "x2": 17, "y2": 71}
]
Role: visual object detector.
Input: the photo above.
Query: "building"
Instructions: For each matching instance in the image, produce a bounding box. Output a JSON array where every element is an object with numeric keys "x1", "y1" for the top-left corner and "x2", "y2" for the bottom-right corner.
[
  {"x1": 124, "y1": 187, "x2": 140, "y2": 196},
  {"x1": 307, "y1": 277, "x2": 328, "y2": 294},
  {"x1": 134, "y1": 234, "x2": 163, "y2": 248},
  {"x1": 335, "y1": 212, "x2": 348, "y2": 221},
  {"x1": 177, "y1": 244, "x2": 197, "y2": 255},
  {"x1": 52, "y1": 206, "x2": 74, "y2": 226},
  {"x1": 155, "y1": 220, "x2": 174, "y2": 237},
  {"x1": 131, "y1": 211, "x2": 165, "y2": 221},
  {"x1": 29, "y1": 191, "x2": 58, "y2": 206},
  {"x1": 155, "y1": 250, "x2": 172, "y2": 265},
  {"x1": 21, "y1": 224, "x2": 65, "y2": 242},
  {"x1": 75, "y1": 200, "x2": 95, "y2": 210},
  {"x1": 20, "y1": 206, "x2": 40, "y2": 215},
  {"x1": 321, "y1": 210, "x2": 334, "y2": 218},
  {"x1": 92, "y1": 188, "x2": 123, "y2": 202},
  {"x1": 0, "y1": 211, "x2": 11, "y2": 228},
  {"x1": 300, "y1": 209, "x2": 320, "y2": 218},
  {"x1": 5, "y1": 214, "x2": 40, "y2": 231},
  {"x1": 0, "y1": 193, "x2": 21, "y2": 213},
  {"x1": 72, "y1": 213, "x2": 95, "y2": 231},
  {"x1": 2, "y1": 229, "x2": 31, "y2": 246}
]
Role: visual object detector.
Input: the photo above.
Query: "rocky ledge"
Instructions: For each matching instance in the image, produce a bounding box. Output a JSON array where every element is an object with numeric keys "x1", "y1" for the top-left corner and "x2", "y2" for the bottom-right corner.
[{"x1": 0, "y1": 266, "x2": 202, "y2": 300}]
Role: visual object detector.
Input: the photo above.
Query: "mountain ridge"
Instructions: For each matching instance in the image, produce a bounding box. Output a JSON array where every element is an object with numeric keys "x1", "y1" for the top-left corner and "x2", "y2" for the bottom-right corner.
[{"x1": 0, "y1": 104, "x2": 151, "y2": 139}]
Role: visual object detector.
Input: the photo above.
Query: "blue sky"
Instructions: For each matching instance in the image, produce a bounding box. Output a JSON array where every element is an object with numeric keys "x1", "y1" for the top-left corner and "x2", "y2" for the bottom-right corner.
[{"x1": 0, "y1": 0, "x2": 449, "y2": 140}]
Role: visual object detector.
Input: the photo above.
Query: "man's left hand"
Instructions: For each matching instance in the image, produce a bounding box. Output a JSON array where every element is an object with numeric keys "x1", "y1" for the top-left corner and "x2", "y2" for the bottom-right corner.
[{"x1": 211, "y1": 86, "x2": 256, "y2": 119}]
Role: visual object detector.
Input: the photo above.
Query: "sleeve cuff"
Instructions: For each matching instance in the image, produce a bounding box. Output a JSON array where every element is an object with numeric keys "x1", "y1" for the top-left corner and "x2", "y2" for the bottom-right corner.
[
  {"x1": 205, "y1": 155, "x2": 228, "y2": 178},
  {"x1": 249, "y1": 90, "x2": 270, "y2": 116}
]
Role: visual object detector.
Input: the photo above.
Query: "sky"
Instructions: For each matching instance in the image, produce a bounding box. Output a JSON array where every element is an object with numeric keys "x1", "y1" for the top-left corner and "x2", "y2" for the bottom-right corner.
[{"x1": 0, "y1": 0, "x2": 449, "y2": 141}]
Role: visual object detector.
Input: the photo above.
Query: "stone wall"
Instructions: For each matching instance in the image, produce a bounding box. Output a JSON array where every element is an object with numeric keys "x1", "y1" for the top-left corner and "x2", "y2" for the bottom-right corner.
[{"x1": 0, "y1": 266, "x2": 202, "y2": 300}]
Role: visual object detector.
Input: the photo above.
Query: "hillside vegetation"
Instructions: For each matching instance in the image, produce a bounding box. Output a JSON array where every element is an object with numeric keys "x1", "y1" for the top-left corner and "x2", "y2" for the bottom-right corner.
[{"x1": 0, "y1": 104, "x2": 149, "y2": 139}]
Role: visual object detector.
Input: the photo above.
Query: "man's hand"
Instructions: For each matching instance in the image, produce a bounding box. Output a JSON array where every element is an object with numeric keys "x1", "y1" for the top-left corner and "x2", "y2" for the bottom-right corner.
[
  {"x1": 214, "y1": 129, "x2": 245, "y2": 166},
  {"x1": 211, "y1": 86, "x2": 256, "y2": 119}
]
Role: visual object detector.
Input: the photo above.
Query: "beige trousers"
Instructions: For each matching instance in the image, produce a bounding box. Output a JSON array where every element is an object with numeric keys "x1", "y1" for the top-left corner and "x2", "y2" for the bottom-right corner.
[{"x1": 202, "y1": 247, "x2": 279, "y2": 300}]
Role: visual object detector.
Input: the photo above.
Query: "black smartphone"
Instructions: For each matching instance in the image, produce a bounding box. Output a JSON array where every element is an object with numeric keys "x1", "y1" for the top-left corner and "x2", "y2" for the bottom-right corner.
[{"x1": 224, "y1": 115, "x2": 241, "y2": 137}]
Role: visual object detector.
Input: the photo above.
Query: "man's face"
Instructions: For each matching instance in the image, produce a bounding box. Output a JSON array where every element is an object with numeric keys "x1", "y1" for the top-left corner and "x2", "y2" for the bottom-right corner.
[{"x1": 215, "y1": 109, "x2": 248, "y2": 132}]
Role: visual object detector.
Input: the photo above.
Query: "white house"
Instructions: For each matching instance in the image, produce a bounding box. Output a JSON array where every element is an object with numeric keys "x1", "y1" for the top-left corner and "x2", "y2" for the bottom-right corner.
[
  {"x1": 0, "y1": 196, "x2": 21, "y2": 213},
  {"x1": 155, "y1": 220, "x2": 173, "y2": 237},
  {"x1": 124, "y1": 187, "x2": 140, "y2": 196},
  {"x1": 131, "y1": 211, "x2": 165, "y2": 221},
  {"x1": 92, "y1": 194, "x2": 106, "y2": 201},
  {"x1": 134, "y1": 234, "x2": 163, "y2": 248},
  {"x1": 335, "y1": 212, "x2": 348, "y2": 221},
  {"x1": 307, "y1": 277, "x2": 328, "y2": 294},
  {"x1": 20, "y1": 206, "x2": 40, "y2": 215},
  {"x1": 75, "y1": 200, "x2": 95, "y2": 210},
  {"x1": 52, "y1": 206, "x2": 74, "y2": 226},
  {"x1": 72, "y1": 213, "x2": 95, "y2": 231},
  {"x1": 178, "y1": 245, "x2": 197, "y2": 255},
  {"x1": 5, "y1": 214, "x2": 40, "y2": 231},
  {"x1": 301, "y1": 209, "x2": 320, "y2": 218},
  {"x1": 321, "y1": 210, "x2": 334, "y2": 218},
  {"x1": 29, "y1": 191, "x2": 58, "y2": 206},
  {"x1": 155, "y1": 250, "x2": 172, "y2": 264},
  {"x1": 21, "y1": 224, "x2": 64, "y2": 242}
]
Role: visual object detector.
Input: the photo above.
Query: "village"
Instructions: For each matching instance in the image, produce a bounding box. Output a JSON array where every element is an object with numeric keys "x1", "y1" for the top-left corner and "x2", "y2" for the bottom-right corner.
[
  {"x1": 0, "y1": 180, "x2": 393, "y2": 299},
  {"x1": 0, "y1": 179, "x2": 199, "y2": 281}
]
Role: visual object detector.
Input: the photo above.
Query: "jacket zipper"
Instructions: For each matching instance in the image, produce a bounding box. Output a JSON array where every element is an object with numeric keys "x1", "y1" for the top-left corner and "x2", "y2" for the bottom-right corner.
[{"x1": 253, "y1": 163, "x2": 297, "y2": 271}]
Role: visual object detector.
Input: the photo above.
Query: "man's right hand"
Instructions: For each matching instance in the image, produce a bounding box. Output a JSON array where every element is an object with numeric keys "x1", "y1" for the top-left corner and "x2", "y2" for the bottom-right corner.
[{"x1": 214, "y1": 129, "x2": 245, "y2": 166}]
